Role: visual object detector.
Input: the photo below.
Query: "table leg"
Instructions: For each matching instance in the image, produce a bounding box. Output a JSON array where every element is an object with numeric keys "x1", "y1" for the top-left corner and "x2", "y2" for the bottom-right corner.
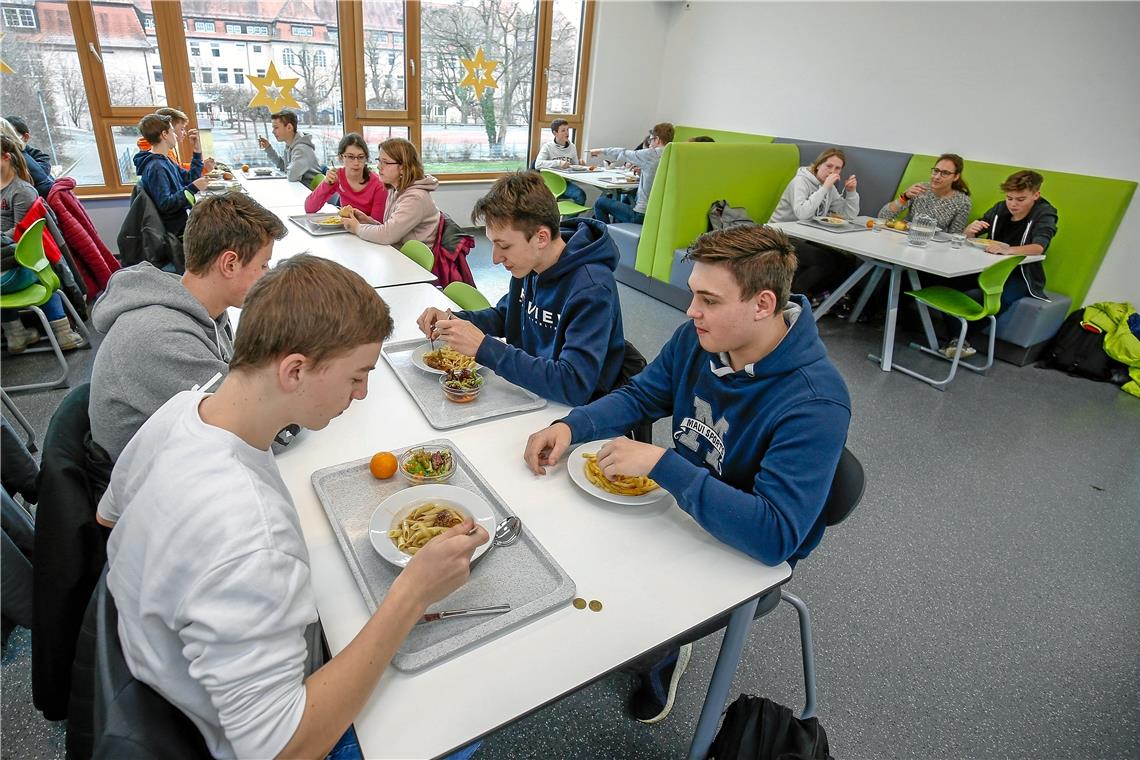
[
  {"x1": 906, "y1": 269, "x2": 939, "y2": 349},
  {"x1": 812, "y1": 260, "x2": 875, "y2": 321},
  {"x1": 848, "y1": 266, "x2": 886, "y2": 323},
  {"x1": 874, "y1": 266, "x2": 903, "y2": 371},
  {"x1": 687, "y1": 597, "x2": 760, "y2": 760}
]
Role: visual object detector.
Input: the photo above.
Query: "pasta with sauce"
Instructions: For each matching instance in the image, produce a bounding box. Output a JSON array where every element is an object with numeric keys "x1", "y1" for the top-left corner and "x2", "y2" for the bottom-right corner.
[{"x1": 388, "y1": 503, "x2": 467, "y2": 554}]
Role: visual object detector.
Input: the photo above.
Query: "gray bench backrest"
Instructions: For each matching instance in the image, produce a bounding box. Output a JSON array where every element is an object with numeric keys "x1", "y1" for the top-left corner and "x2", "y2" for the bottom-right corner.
[{"x1": 773, "y1": 138, "x2": 913, "y2": 217}]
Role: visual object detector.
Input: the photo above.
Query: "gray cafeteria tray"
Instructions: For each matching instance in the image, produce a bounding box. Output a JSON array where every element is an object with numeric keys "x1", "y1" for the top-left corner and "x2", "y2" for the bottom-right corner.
[
  {"x1": 310, "y1": 439, "x2": 575, "y2": 672},
  {"x1": 797, "y1": 217, "x2": 868, "y2": 234},
  {"x1": 382, "y1": 338, "x2": 546, "y2": 429},
  {"x1": 241, "y1": 169, "x2": 286, "y2": 180},
  {"x1": 288, "y1": 213, "x2": 350, "y2": 236}
]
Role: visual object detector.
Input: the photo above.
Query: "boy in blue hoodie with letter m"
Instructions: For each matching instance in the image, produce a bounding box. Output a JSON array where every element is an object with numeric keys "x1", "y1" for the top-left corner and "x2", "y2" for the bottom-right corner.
[
  {"x1": 418, "y1": 171, "x2": 625, "y2": 406},
  {"x1": 523, "y1": 224, "x2": 851, "y2": 724},
  {"x1": 134, "y1": 113, "x2": 208, "y2": 240}
]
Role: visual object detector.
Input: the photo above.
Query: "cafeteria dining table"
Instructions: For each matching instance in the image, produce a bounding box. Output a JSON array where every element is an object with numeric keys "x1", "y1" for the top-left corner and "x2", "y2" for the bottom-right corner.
[
  {"x1": 770, "y1": 219, "x2": 1045, "y2": 370},
  {"x1": 272, "y1": 292, "x2": 792, "y2": 759},
  {"x1": 547, "y1": 166, "x2": 642, "y2": 192},
  {"x1": 266, "y1": 207, "x2": 437, "y2": 289}
]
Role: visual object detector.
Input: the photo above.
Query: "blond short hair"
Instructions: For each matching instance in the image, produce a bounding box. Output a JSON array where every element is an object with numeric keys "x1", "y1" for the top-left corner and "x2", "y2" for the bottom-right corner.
[{"x1": 229, "y1": 255, "x2": 394, "y2": 371}]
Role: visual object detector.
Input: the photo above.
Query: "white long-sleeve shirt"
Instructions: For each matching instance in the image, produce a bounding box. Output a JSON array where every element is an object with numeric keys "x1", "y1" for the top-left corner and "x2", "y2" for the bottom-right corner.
[
  {"x1": 534, "y1": 140, "x2": 578, "y2": 169},
  {"x1": 101, "y1": 391, "x2": 316, "y2": 759}
]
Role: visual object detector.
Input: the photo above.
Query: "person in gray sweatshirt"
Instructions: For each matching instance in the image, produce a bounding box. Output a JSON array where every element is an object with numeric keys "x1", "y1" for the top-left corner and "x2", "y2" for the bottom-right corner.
[
  {"x1": 258, "y1": 110, "x2": 323, "y2": 185},
  {"x1": 534, "y1": 119, "x2": 586, "y2": 205},
  {"x1": 769, "y1": 148, "x2": 860, "y2": 301},
  {"x1": 89, "y1": 193, "x2": 287, "y2": 461},
  {"x1": 590, "y1": 122, "x2": 674, "y2": 225}
]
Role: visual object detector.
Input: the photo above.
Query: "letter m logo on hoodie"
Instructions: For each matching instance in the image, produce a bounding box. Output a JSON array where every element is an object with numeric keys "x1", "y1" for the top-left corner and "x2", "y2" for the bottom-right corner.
[{"x1": 674, "y1": 396, "x2": 728, "y2": 475}]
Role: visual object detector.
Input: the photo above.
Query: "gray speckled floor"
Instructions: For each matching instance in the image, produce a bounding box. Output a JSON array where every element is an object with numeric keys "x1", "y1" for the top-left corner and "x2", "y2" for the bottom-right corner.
[{"x1": 3, "y1": 243, "x2": 1138, "y2": 760}]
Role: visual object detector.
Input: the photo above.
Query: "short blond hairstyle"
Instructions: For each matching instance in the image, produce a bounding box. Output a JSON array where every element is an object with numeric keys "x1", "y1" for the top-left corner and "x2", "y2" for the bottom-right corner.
[
  {"x1": 685, "y1": 225, "x2": 798, "y2": 308},
  {"x1": 229, "y1": 255, "x2": 394, "y2": 371},
  {"x1": 155, "y1": 107, "x2": 189, "y2": 125}
]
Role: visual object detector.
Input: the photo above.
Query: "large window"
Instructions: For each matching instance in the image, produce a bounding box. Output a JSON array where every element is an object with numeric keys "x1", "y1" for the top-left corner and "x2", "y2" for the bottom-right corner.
[
  {"x1": 1, "y1": 0, "x2": 594, "y2": 194},
  {"x1": 180, "y1": 0, "x2": 343, "y2": 174},
  {"x1": 418, "y1": 0, "x2": 536, "y2": 175}
]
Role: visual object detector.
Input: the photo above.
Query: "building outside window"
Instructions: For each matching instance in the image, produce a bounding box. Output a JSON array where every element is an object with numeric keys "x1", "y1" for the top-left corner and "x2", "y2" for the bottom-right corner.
[
  {"x1": 225, "y1": 23, "x2": 242, "y2": 34},
  {"x1": 218, "y1": 67, "x2": 229, "y2": 83},
  {"x1": 247, "y1": 24, "x2": 268, "y2": 35},
  {"x1": 234, "y1": 67, "x2": 245, "y2": 84},
  {"x1": 252, "y1": 44, "x2": 262, "y2": 52},
  {"x1": 210, "y1": 42, "x2": 220, "y2": 57},
  {"x1": 292, "y1": 25, "x2": 313, "y2": 36},
  {"x1": 152, "y1": 65, "x2": 163, "y2": 83},
  {"x1": 201, "y1": 68, "x2": 213, "y2": 84},
  {"x1": 194, "y1": 20, "x2": 214, "y2": 32},
  {"x1": 190, "y1": 43, "x2": 200, "y2": 56}
]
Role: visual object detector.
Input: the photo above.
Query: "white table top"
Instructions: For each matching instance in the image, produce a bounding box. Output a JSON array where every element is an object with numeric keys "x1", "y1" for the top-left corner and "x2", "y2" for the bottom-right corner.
[
  {"x1": 237, "y1": 175, "x2": 317, "y2": 209},
  {"x1": 771, "y1": 219, "x2": 1044, "y2": 278},
  {"x1": 268, "y1": 208, "x2": 437, "y2": 289},
  {"x1": 548, "y1": 167, "x2": 641, "y2": 191},
  {"x1": 274, "y1": 296, "x2": 792, "y2": 758}
]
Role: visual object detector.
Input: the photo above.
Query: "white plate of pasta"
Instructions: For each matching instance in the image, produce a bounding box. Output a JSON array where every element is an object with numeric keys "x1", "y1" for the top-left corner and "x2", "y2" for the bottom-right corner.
[
  {"x1": 368, "y1": 484, "x2": 496, "y2": 567},
  {"x1": 567, "y1": 439, "x2": 672, "y2": 507},
  {"x1": 410, "y1": 342, "x2": 482, "y2": 375}
]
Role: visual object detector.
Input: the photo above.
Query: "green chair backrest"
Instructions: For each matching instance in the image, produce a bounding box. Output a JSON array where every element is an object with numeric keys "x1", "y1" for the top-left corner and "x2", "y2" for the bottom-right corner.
[
  {"x1": 637, "y1": 142, "x2": 799, "y2": 281},
  {"x1": 400, "y1": 239, "x2": 434, "y2": 272},
  {"x1": 184, "y1": 189, "x2": 196, "y2": 206},
  {"x1": 443, "y1": 281, "x2": 492, "y2": 311},
  {"x1": 977, "y1": 255, "x2": 1026, "y2": 316},
  {"x1": 309, "y1": 173, "x2": 326, "y2": 191},
  {"x1": 894, "y1": 155, "x2": 1137, "y2": 310},
  {"x1": 13, "y1": 220, "x2": 60, "y2": 294},
  {"x1": 672, "y1": 126, "x2": 775, "y2": 145},
  {"x1": 540, "y1": 170, "x2": 567, "y2": 197}
]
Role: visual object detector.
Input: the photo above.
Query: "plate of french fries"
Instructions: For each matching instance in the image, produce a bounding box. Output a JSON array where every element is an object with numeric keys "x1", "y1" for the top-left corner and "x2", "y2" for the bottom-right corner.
[
  {"x1": 567, "y1": 439, "x2": 672, "y2": 506},
  {"x1": 411, "y1": 342, "x2": 482, "y2": 375}
]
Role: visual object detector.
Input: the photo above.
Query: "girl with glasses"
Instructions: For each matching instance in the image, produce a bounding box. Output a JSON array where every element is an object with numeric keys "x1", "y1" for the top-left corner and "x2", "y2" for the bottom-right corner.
[
  {"x1": 342, "y1": 138, "x2": 441, "y2": 250},
  {"x1": 878, "y1": 153, "x2": 972, "y2": 233},
  {"x1": 304, "y1": 133, "x2": 387, "y2": 222}
]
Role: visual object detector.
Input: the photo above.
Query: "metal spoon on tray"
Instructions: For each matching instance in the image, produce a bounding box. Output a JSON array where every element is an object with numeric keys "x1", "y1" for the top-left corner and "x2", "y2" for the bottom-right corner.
[{"x1": 469, "y1": 515, "x2": 522, "y2": 549}]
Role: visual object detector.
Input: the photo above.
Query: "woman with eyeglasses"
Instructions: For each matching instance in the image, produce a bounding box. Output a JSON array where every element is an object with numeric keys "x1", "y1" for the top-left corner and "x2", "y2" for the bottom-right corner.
[
  {"x1": 878, "y1": 153, "x2": 972, "y2": 233},
  {"x1": 343, "y1": 137, "x2": 440, "y2": 249},
  {"x1": 304, "y1": 133, "x2": 387, "y2": 221}
]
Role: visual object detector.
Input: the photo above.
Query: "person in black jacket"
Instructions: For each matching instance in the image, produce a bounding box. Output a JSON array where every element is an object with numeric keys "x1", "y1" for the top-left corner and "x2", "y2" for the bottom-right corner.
[
  {"x1": 2, "y1": 116, "x2": 54, "y2": 199},
  {"x1": 965, "y1": 169, "x2": 1057, "y2": 305}
]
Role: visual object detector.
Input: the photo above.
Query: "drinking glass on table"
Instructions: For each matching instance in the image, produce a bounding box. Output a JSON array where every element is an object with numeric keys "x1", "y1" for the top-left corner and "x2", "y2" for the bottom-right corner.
[
  {"x1": 872, "y1": 211, "x2": 890, "y2": 233},
  {"x1": 949, "y1": 233, "x2": 966, "y2": 249}
]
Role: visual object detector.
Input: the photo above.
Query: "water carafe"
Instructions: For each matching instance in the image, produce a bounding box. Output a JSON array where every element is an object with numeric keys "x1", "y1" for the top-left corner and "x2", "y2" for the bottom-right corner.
[{"x1": 907, "y1": 213, "x2": 937, "y2": 247}]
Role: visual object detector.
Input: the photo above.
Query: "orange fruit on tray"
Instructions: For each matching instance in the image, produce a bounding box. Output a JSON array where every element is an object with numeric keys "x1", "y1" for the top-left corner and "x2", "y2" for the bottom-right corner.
[
  {"x1": 370, "y1": 451, "x2": 398, "y2": 479},
  {"x1": 866, "y1": 219, "x2": 875, "y2": 229}
]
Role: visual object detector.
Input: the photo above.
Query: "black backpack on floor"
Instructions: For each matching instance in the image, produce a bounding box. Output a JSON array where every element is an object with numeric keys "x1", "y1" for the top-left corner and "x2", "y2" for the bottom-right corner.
[
  {"x1": 1039, "y1": 311, "x2": 1127, "y2": 382},
  {"x1": 708, "y1": 695, "x2": 833, "y2": 760}
]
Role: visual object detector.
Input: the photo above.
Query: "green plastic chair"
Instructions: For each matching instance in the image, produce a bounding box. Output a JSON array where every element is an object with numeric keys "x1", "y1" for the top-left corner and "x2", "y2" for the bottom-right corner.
[
  {"x1": 308, "y1": 173, "x2": 326, "y2": 191},
  {"x1": 540, "y1": 170, "x2": 591, "y2": 218},
  {"x1": 184, "y1": 189, "x2": 196, "y2": 206},
  {"x1": 400, "y1": 239, "x2": 434, "y2": 272},
  {"x1": 0, "y1": 219, "x2": 91, "y2": 393},
  {"x1": 443, "y1": 282, "x2": 492, "y2": 311},
  {"x1": 888, "y1": 255, "x2": 1026, "y2": 390}
]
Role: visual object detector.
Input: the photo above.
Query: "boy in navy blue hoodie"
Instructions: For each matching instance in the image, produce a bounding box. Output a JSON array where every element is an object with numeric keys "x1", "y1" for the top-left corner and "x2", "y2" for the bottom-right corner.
[
  {"x1": 134, "y1": 113, "x2": 208, "y2": 240},
  {"x1": 523, "y1": 224, "x2": 851, "y2": 724},
  {"x1": 418, "y1": 171, "x2": 625, "y2": 406}
]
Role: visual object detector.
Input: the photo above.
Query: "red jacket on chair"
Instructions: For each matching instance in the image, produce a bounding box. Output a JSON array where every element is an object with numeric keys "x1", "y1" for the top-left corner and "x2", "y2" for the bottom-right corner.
[
  {"x1": 13, "y1": 197, "x2": 63, "y2": 265},
  {"x1": 430, "y1": 212, "x2": 476, "y2": 288},
  {"x1": 46, "y1": 177, "x2": 120, "y2": 300}
]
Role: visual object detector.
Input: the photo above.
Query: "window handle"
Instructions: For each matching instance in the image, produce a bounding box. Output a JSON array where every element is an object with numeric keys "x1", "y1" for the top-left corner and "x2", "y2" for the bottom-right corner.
[
  {"x1": 88, "y1": 42, "x2": 104, "y2": 64},
  {"x1": 409, "y1": 58, "x2": 415, "y2": 77}
]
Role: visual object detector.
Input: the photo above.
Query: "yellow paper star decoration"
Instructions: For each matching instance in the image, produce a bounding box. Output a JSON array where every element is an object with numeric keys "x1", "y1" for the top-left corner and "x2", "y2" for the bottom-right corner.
[
  {"x1": 459, "y1": 48, "x2": 499, "y2": 99},
  {"x1": 0, "y1": 34, "x2": 14, "y2": 75},
  {"x1": 247, "y1": 61, "x2": 300, "y2": 111}
]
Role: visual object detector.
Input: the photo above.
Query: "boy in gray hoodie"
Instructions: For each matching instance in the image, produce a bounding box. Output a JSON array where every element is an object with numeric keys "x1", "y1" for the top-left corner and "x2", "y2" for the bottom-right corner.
[
  {"x1": 89, "y1": 193, "x2": 287, "y2": 461},
  {"x1": 258, "y1": 110, "x2": 323, "y2": 185}
]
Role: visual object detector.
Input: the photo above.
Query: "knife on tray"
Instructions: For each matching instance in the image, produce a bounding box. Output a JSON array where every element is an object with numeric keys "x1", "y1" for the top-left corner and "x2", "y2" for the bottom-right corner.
[{"x1": 419, "y1": 604, "x2": 511, "y2": 624}]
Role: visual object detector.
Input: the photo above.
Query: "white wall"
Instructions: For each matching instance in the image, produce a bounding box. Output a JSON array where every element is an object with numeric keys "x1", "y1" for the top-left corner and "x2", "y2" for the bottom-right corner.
[{"x1": 585, "y1": 1, "x2": 1139, "y2": 305}]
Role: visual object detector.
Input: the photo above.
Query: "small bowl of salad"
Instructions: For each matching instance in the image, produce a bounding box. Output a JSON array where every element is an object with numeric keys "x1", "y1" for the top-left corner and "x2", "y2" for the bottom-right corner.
[
  {"x1": 440, "y1": 368, "x2": 484, "y2": 404},
  {"x1": 398, "y1": 446, "x2": 456, "y2": 485}
]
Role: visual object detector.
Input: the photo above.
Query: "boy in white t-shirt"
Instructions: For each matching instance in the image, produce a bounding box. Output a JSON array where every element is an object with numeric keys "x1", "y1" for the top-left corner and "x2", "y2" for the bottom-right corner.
[{"x1": 98, "y1": 254, "x2": 488, "y2": 758}]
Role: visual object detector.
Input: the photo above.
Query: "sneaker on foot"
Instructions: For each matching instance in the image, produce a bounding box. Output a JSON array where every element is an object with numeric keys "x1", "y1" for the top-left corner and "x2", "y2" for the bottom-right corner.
[
  {"x1": 939, "y1": 339, "x2": 976, "y2": 359},
  {"x1": 629, "y1": 643, "x2": 693, "y2": 724}
]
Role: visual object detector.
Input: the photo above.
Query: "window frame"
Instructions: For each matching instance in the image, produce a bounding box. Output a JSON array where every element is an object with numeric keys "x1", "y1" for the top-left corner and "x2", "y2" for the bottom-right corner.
[{"x1": 49, "y1": 0, "x2": 595, "y2": 194}]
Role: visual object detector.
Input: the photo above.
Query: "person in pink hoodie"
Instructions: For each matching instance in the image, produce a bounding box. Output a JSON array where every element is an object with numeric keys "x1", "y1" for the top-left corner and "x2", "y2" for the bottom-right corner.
[
  {"x1": 303, "y1": 133, "x2": 387, "y2": 220},
  {"x1": 343, "y1": 137, "x2": 440, "y2": 249}
]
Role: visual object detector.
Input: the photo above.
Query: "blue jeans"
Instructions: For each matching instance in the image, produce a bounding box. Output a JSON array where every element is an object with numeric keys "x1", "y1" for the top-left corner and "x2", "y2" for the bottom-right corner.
[
  {"x1": 594, "y1": 195, "x2": 644, "y2": 225},
  {"x1": 560, "y1": 182, "x2": 586, "y2": 206},
  {"x1": 325, "y1": 727, "x2": 482, "y2": 760},
  {"x1": 1, "y1": 292, "x2": 65, "y2": 322}
]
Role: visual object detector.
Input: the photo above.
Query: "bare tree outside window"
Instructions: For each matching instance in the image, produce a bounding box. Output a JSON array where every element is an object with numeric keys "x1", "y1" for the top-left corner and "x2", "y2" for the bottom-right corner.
[{"x1": 419, "y1": 0, "x2": 537, "y2": 174}]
